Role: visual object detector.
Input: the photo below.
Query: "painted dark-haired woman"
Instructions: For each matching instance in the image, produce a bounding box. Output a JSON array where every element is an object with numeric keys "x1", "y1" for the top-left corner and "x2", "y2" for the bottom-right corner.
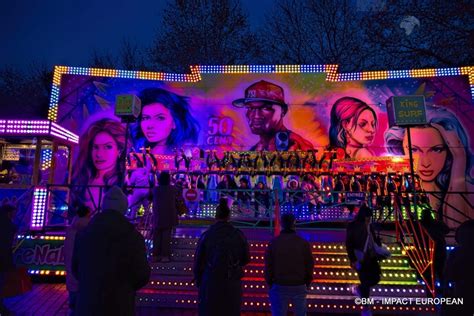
[{"x1": 132, "y1": 87, "x2": 200, "y2": 155}]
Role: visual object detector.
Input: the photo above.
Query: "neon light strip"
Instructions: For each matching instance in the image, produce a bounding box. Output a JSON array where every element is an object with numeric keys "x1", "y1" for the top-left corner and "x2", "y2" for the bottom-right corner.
[
  {"x1": 47, "y1": 64, "x2": 474, "y2": 122},
  {"x1": 0, "y1": 120, "x2": 6, "y2": 133},
  {"x1": 41, "y1": 149, "x2": 53, "y2": 170},
  {"x1": 17, "y1": 234, "x2": 65, "y2": 240},
  {"x1": 28, "y1": 269, "x2": 65, "y2": 276},
  {"x1": 30, "y1": 187, "x2": 47, "y2": 230},
  {"x1": 0, "y1": 120, "x2": 78, "y2": 144}
]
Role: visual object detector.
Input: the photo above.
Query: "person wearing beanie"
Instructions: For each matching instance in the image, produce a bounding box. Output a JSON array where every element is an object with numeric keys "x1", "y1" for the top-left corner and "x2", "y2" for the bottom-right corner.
[
  {"x1": 0, "y1": 200, "x2": 17, "y2": 316},
  {"x1": 264, "y1": 213, "x2": 314, "y2": 316},
  {"x1": 72, "y1": 186, "x2": 150, "y2": 316},
  {"x1": 346, "y1": 203, "x2": 381, "y2": 316},
  {"x1": 193, "y1": 198, "x2": 250, "y2": 316},
  {"x1": 101, "y1": 185, "x2": 129, "y2": 213}
]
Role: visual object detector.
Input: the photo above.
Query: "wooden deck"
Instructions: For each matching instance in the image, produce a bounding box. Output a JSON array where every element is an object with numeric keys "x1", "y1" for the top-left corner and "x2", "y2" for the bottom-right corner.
[{"x1": 4, "y1": 284, "x2": 69, "y2": 316}]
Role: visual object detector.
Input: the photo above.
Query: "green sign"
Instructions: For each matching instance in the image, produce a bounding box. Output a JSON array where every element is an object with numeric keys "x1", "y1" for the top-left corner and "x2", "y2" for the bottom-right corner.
[
  {"x1": 115, "y1": 94, "x2": 141, "y2": 117},
  {"x1": 386, "y1": 95, "x2": 427, "y2": 126}
]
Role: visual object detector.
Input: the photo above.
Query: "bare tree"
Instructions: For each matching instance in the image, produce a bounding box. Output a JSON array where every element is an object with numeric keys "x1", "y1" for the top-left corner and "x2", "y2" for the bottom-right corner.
[
  {"x1": 89, "y1": 49, "x2": 117, "y2": 69},
  {"x1": 259, "y1": 0, "x2": 371, "y2": 70},
  {"x1": 0, "y1": 62, "x2": 52, "y2": 118},
  {"x1": 362, "y1": 0, "x2": 474, "y2": 69},
  {"x1": 120, "y1": 38, "x2": 148, "y2": 71},
  {"x1": 149, "y1": 0, "x2": 260, "y2": 72}
]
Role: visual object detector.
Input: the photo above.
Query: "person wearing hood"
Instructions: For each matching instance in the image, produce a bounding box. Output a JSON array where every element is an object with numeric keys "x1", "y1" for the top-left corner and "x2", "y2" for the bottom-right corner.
[
  {"x1": 64, "y1": 205, "x2": 90, "y2": 316},
  {"x1": 72, "y1": 186, "x2": 150, "y2": 316}
]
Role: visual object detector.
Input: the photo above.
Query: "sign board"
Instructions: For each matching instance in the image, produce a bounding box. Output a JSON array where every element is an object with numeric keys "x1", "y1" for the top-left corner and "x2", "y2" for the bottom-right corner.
[
  {"x1": 14, "y1": 236, "x2": 65, "y2": 273},
  {"x1": 386, "y1": 95, "x2": 427, "y2": 127},
  {"x1": 115, "y1": 94, "x2": 141, "y2": 118},
  {"x1": 184, "y1": 189, "x2": 200, "y2": 202},
  {"x1": 345, "y1": 192, "x2": 366, "y2": 205}
]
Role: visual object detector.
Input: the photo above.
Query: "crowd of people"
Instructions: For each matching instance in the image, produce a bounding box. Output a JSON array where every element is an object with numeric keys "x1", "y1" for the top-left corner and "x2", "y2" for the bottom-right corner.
[{"x1": 1, "y1": 173, "x2": 474, "y2": 315}]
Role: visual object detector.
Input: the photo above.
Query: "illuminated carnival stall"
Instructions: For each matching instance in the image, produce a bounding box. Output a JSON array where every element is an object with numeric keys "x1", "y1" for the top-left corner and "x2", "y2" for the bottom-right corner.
[{"x1": 2, "y1": 64, "x2": 473, "y2": 313}]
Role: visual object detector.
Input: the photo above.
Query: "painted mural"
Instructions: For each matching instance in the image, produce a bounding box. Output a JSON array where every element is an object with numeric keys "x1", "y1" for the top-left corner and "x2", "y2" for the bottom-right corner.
[{"x1": 54, "y1": 68, "x2": 474, "y2": 225}]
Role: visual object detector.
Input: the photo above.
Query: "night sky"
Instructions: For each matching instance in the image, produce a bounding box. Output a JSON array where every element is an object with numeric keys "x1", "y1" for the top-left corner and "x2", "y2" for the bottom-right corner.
[{"x1": 0, "y1": 0, "x2": 273, "y2": 71}]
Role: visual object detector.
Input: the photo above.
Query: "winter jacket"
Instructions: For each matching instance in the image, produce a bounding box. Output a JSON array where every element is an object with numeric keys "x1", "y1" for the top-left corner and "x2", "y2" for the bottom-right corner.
[
  {"x1": 0, "y1": 212, "x2": 16, "y2": 272},
  {"x1": 152, "y1": 185, "x2": 178, "y2": 229},
  {"x1": 64, "y1": 216, "x2": 90, "y2": 292},
  {"x1": 72, "y1": 209, "x2": 150, "y2": 316},
  {"x1": 193, "y1": 221, "x2": 250, "y2": 316},
  {"x1": 264, "y1": 229, "x2": 314, "y2": 287}
]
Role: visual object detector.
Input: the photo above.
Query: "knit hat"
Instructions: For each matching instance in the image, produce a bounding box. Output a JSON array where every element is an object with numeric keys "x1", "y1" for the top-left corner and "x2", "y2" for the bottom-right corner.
[{"x1": 102, "y1": 186, "x2": 128, "y2": 214}]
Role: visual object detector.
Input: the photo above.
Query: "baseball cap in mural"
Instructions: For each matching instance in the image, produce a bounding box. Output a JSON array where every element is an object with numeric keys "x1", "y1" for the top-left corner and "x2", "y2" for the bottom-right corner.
[{"x1": 232, "y1": 80, "x2": 288, "y2": 111}]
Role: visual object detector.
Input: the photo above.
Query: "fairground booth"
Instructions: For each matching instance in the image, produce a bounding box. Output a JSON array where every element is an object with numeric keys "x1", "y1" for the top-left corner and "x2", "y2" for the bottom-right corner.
[{"x1": 1, "y1": 64, "x2": 473, "y2": 314}]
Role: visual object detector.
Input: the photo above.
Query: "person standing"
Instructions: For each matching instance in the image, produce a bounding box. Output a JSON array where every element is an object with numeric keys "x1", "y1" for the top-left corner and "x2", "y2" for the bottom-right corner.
[
  {"x1": 64, "y1": 205, "x2": 90, "y2": 316},
  {"x1": 72, "y1": 186, "x2": 150, "y2": 316},
  {"x1": 264, "y1": 213, "x2": 314, "y2": 316},
  {"x1": 193, "y1": 198, "x2": 250, "y2": 316},
  {"x1": 443, "y1": 220, "x2": 474, "y2": 315},
  {"x1": 0, "y1": 201, "x2": 17, "y2": 316},
  {"x1": 346, "y1": 204, "x2": 381, "y2": 316},
  {"x1": 152, "y1": 171, "x2": 179, "y2": 262}
]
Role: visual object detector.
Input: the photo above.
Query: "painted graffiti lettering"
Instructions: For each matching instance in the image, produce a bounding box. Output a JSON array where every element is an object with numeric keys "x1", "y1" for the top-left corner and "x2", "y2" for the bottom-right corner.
[{"x1": 15, "y1": 244, "x2": 64, "y2": 266}]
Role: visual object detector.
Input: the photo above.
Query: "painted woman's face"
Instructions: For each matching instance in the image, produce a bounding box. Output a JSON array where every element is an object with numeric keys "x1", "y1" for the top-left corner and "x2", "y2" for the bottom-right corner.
[
  {"x1": 92, "y1": 132, "x2": 120, "y2": 172},
  {"x1": 346, "y1": 109, "x2": 376, "y2": 146},
  {"x1": 403, "y1": 127, "x2": 448, "y2": 182},
  {"x1": 140, "y1": 103, "x2": 176, "y2": 145}
]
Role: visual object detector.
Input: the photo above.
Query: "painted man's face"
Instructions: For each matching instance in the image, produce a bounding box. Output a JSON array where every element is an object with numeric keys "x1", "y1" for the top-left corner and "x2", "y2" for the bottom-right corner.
[{"x1": 245, "y1": 101, "x2": 283, "y2": 135}]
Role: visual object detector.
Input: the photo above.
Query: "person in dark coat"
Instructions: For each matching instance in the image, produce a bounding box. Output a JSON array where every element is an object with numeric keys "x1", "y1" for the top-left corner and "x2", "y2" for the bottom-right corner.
[
  {"x1": 72, "y1": 186, "x2": 150, "y2": 316},
  {"x1": 0, "y1": 201, "x2": 17, "y2": 316},
  {"x1": 193, "y1": 198, "x2": 250, "y2": 316},
  {"x1": 64, "y1": 205, "x2": 90, "y2": 316},
  {"x1": 265, "y1": 213, "x2": 314, "y2": 316},
  {"x1": 152, "y1": 171, "x2": 179, "y2": 262},
  {"x1": 346, "y1": 204, "x2": 381, "y2": 316},
  {"x1": 443, "y1": 220, "x2": 474, "y2": 315}
]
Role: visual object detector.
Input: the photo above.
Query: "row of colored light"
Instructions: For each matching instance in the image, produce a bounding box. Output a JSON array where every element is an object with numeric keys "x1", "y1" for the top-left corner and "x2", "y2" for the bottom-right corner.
[
  {"x1": 150, "y1": 278, "x2": 421, "y2": 291},
  {"x1": 51, "y1": 122, "x2": 79, "y2": 143},
  {"x1": 30, "y1": 188, "x2": 47, "y2": 230},
  {"x1": 16, "y1": 234, "x2": 65, "y2": 240},
  {"x1": 0, "y1": 119, "x2": 78, "y2": 144},
  {"x1": 47, "y1": 64, "x2": 474, "y2": 122},
  {"x1": 2, "y1": 120, "x2": 50, "y2": 134},
  {"x1": 28, "y1": 270, "x2": 65, "y2": 276},
  {"x1": 41, "y1": 149, "x2": 52, "y2": 170}
]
